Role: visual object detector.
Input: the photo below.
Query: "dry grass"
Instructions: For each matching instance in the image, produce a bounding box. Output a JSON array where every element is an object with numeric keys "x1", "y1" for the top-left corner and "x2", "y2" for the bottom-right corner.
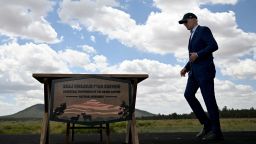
[{"x1": 0, "y1": 118, "x2": 255, "y2": 134}]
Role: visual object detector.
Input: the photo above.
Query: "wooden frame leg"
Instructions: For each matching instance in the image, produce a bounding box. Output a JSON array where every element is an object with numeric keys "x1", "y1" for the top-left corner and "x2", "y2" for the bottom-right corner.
[
  {"x1": 127, "y1": 112, "x2": 139, "y2": 144},
  {"x1": 106, "y1": 123, "x2": 110, "y2": 144},
  {"x1": 40, "y1": 113, "x2": 49, "y2": 144},
  {"x1": 125, "y1": 120, "x2": 131, "y2": 144},
  {"x1": 72, "y1": 123, "x2": 75, "y2": 142},
  {"x1": 66, "y1": 122, "x2": 70, "y2": 144},
  {"x1": 41, "y1": 79, "x2": 50, "y2": 144},
  {"x1": 127, "y1": 79, "x2": 139, "y2": 144},
  {"x1": 131, "y1": 113, "x2": 139, "y2": 144},
  {"x1": 100, "y1": 124, "x2": 103, "y2": 144},
  {"x1": 126, "y1": 115, "x2": 139, "y2": 144}
]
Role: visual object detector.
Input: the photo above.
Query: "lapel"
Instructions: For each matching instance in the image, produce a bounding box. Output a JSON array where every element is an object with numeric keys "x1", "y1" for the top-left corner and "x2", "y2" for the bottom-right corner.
[
  {"x1": 188, "y1": 25, "x2": 200, "y2": 51},
  {"x1": 188, "y1": 35, "x2": 192, "y2": 51},
  {"x1": 191, "y1": 25, "x2": 200, "y2": 42}
]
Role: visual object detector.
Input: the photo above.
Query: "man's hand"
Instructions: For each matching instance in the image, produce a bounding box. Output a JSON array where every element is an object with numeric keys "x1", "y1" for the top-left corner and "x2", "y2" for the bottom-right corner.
[
  {"x1": 189, "y1": 52, "x2": 198, "y2": 62},
  {"x1": 180, "y1": 68, "x2": 187, "y2": 77}
]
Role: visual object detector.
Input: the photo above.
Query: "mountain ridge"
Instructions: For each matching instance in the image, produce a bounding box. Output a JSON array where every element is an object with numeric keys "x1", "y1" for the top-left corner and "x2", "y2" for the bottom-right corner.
[{"x1": 0, "y1": 104, "x2": 155, "y2": 119}]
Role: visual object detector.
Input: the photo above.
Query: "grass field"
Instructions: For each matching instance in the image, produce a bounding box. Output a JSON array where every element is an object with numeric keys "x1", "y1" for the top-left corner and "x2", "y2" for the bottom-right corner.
[{"x1": 0, "y1": 118, "x2": 255, "y2": 134}]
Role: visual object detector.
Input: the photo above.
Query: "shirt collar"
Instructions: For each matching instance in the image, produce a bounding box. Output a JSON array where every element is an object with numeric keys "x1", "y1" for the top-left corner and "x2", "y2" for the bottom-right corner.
[{"x1": 191, "y1": 25, "x2": 199, "y2": 33}]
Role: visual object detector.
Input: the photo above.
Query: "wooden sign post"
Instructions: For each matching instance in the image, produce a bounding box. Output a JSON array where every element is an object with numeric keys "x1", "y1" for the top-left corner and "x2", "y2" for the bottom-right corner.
[{"x1": 33, "y1": 73, "x2": 148, "y2": 144}]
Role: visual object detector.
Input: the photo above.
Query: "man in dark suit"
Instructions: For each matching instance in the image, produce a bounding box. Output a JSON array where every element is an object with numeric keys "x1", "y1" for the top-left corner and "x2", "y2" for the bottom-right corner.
[{"x1": 179, "y1": 13, "x2": 223, "y2": 141}]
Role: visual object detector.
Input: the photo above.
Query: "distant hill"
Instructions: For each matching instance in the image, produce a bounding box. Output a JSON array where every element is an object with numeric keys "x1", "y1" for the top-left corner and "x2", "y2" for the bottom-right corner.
[
  {"x1": 1, "y1": 104, "x2": 44, "y2": 119},
  {"x1": 135, "y1": 109, "x2": 155, "y2": 118},
  {"x1": 0, "y1": 104, "x2": 155, "y2": 119}
]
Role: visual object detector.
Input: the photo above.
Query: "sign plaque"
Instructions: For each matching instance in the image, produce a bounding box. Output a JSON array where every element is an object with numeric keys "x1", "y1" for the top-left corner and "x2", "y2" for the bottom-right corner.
[{"x1": 50, "y1": 76, "x2": 131, "y2": 124}]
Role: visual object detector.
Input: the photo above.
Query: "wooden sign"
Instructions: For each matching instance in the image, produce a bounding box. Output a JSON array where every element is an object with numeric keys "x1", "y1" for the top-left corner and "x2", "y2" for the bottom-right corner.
[{"x1": 50, "y1": 76, "x2": 132, "y2": 124}]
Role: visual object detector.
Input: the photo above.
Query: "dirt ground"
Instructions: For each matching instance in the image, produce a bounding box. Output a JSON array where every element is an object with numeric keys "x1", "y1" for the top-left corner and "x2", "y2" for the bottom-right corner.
[{"x1": 0, "y1": 131, "x2": 256, "y2": 144}]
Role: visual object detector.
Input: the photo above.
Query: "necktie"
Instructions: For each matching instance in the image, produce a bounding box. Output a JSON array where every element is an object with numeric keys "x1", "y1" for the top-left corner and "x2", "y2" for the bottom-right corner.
[
  {"x1": 189, "y1": 30, "x2": 193, "y2": 46},
  {"x1": 190, "y1": 30, "x2": 193, "y2": 41}
]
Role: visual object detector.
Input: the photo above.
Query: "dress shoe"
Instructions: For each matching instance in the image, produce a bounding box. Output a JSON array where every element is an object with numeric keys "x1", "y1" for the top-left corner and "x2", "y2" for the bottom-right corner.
[
  {"x1": 202, "y1": 131, "x2": 224, "y2": 142},
  {"x1": 196, "y1": 127, "x2": 211, "y2": 139}
]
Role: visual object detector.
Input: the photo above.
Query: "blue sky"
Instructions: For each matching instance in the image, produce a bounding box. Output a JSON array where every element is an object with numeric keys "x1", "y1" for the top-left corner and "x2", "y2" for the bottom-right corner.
[{"x1": 0, "y1": 0, "x2": 255, "y2": 116}]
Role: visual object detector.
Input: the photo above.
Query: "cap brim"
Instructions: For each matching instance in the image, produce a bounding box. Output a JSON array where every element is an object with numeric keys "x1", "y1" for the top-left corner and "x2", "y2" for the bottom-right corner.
[{"x1": 178, "y1": 20, "x2": 187, "y2": 24}]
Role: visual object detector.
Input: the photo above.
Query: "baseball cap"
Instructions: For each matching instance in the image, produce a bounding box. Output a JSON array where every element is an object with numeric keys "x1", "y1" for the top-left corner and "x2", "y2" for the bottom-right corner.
[{"x1": 178, "y1": 13, "x2": 197, "y2": 24}]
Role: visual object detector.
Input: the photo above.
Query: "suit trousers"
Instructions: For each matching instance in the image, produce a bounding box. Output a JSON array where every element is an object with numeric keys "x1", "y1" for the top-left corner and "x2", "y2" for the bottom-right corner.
[{"x1": 184, "y1": 73, "x2": 221, "y2": 134}]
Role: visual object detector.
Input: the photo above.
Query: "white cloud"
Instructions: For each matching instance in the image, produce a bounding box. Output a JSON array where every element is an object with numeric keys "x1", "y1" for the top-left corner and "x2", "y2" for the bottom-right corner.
[
  {"x1": 215, "y1": 79, "x2": 256, "y2": 110},
  {"x1": 58, "y1": 49, "x2": 91, "y2": 68},
  {"x1": 0, "y1": 42, "x2": 108, "y2": 116},
  {"x1": 0, "y1": 0, "x2": 255, "y2": 116},
  {"x1": 101, "y1": 59, "x2": 188, "y2": 114},
  {"x1": 100, "y1": 59, "x2": 256, "y2": 114},
  {"x1": 199, "y1": 0, "x2": 238, "y2": 5},
  {"x1": 198, "y1": 10, "x2": 256, "y2": 59},
  {"x1": 0, "y1": 100, "x2": 19, "y2": 116},
  {"x1": 58, "y1": 0, "x2": 256, "y2": 80},
  {"x1": 71, "y1": 23, "x2": 82, "y2": 31},
  {"x1": 14, "y1": 90, "x2": 44, "y2": 108},
  {"x1": 90, "y1": 35, "x2": 96, "y2": 42},
  {"x1": 0, "y1": 89, "x2": 44, "y2": 116},
  {"x1": 56, "y1": 0, "x2": 256, "y2": 113},
  {"x1": 58, "y1": 0, "x2": 188, "y2": 55},
  {"x1": 0, "y1": 0, "x2": 60, "y2": 43},
  {"x1": 0, "y1": 42, "x2": 108, "y2": 93},
  {"x1": 57, "y1": 47, "x2": 108, "y2": 72},
  {"x1": 218, "y1": 59, "x2": 256, "y2": 79},
  {"x1": 0, "y1": 42, "x2": 70, "y2": 115},
  {"x1": 93, "y1": 55, "x2": 108, "y2": 70},
  {"x1": 0, "y1": 41, "x2": 254, "y2": 115},
  {"x1": 253, "y1": 47, "x2": 256, "y2": 60},
  {"x1": 58, "y1": 0, "x2": 138, "y2": 47},
  {"x1": 0, "y1": 42, "x2": 70, "y2": 93},
  {"x1": 82, "y1": 44, "x2": 97, "y2": 54}
]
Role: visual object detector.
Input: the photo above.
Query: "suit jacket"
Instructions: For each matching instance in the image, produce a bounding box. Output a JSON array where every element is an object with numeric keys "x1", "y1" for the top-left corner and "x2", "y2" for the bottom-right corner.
[{"x1": 184, "y1": 25, "x2": 218, "y2": 80}]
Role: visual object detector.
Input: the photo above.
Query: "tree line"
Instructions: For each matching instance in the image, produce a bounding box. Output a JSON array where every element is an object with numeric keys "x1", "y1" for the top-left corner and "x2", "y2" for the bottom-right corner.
[{"x1": 138, "y1": 106, "x2": 256, "y2": 120}]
